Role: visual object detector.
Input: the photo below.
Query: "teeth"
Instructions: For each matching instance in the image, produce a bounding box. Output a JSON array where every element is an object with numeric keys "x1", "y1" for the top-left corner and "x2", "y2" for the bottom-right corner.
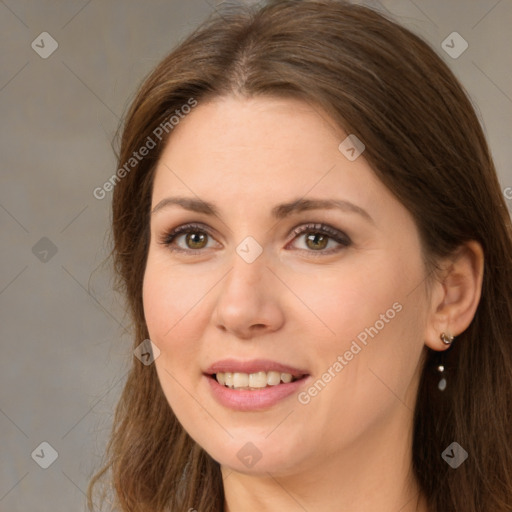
[
  {"x1": 214, "y1": 371, "x2": 300, "y2": 389},
  {"x1": 281, "y1": 373, "x2": 293, "y2": 383},
  {"x1": 233, "y1": 372, "x2": 249, "y2": 388},
  {"x1": 267, "y1": 371, "x2": 281, "y2": 386},
  {"x1": 249, "y1": 371, "x2": 267, "y2": 388}
]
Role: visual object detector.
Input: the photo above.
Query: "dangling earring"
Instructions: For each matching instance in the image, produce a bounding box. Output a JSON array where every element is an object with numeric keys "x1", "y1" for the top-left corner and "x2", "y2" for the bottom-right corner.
[
  {"x1": 437, "y1": 362, "x2": 447, "y2": 391},
  {"x1": 437, "y1": 332, "x2": 455, "y2": 391}
]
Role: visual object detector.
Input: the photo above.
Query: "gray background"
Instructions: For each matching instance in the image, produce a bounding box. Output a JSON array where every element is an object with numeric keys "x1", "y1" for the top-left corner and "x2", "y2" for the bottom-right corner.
[{"x1": 1, "y1": 0, "x2": 511, "y2": 510}]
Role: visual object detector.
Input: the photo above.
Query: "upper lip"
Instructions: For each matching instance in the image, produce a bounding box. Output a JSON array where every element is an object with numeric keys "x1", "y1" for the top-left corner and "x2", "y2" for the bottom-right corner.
[{"x1": 204, "y1": 359, "x2": 309, "y2": 378}]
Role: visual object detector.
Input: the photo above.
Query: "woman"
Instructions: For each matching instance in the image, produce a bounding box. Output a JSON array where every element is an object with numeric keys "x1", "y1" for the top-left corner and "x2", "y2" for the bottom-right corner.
[{"x1": 88, "y1": 1, "x2": 512, "y2": 511}]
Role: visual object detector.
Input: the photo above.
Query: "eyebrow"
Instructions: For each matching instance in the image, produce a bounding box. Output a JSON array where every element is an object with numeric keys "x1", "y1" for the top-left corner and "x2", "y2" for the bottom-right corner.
[{"x1": 151, "y1": 196, "x2": 374, "y2": 224}]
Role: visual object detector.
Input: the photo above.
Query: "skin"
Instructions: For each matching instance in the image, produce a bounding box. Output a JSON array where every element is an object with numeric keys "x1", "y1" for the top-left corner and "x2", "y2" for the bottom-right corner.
[{"x1": 142, "y1": 95, "x2": 484, "y2": 512}]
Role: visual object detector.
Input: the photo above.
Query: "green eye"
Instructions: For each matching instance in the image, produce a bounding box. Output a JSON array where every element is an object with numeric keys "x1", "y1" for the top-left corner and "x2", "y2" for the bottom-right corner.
[
  {"x1": 289, "y1": 223, "x2": 352, "y2": 254},
  {"x1": 161, "y1": 223, "x2": 214, "y2": 252}
]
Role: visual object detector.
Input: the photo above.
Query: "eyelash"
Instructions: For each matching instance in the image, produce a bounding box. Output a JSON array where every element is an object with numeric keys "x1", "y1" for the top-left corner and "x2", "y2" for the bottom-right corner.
[{"x1": 158, "y1": 222, "x2": 352, "y2": 257}]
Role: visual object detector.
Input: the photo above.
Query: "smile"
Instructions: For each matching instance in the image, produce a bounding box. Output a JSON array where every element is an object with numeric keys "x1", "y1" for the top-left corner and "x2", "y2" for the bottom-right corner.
[
  {"x1": 204, "y1": 359, "x2": 310, "y2": 411},
  {"x1": 214, "y1": 371, "x2": 304, "y2": 389}
]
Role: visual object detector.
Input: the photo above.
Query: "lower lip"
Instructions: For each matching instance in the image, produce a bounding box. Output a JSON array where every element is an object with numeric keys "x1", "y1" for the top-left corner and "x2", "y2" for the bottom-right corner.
[{"x1": 205, "y1": 374, "x2": 309, "y2": 411}]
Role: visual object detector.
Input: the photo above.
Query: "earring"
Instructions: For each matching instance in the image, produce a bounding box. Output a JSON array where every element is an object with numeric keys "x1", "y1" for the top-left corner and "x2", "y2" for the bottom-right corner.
[
  {"x1": 440, "y1": 332, "x2": 454, "y2": 345},
  {"x1": 437, "y1": 363, "x2": 447, "y2": 391},
  {"x1": 437, "y1": 332, "x2": 455, "y2": 391}
]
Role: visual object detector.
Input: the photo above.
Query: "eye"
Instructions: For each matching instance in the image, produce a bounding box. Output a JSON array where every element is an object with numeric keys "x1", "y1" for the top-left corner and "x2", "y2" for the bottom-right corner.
[
  {"x1": 158, "y1": 222, "x2": 351, "y2": 255},
  {"x1": 158, "y1": 223, "x2": 216, "y2": 253},
  {"x1": 287, "y1": 223, "x2": 352, "y2": 256}
]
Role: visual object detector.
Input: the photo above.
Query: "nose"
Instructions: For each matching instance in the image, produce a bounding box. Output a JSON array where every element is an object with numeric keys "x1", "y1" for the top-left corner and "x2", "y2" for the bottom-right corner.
[{"x1": 212, "y1": 249, "x2": 285, "y2": 340}]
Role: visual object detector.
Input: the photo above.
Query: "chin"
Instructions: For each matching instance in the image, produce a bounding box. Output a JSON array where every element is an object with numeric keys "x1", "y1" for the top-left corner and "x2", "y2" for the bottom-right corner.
[{"x1": 199, "y1": 433, "x2": 308, "y2": 476}]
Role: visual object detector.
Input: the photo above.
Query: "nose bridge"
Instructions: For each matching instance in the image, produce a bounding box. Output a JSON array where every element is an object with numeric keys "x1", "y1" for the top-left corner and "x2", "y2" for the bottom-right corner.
[
  {"x1": 234, "y1": 234, "x2": 266, "y2": 271},
  {"x1": 225, "y1": 238, "x2": 267, "y2": 296},
  {"x1": 212, "y1": 239, "x2": 284, "y2": 337}
]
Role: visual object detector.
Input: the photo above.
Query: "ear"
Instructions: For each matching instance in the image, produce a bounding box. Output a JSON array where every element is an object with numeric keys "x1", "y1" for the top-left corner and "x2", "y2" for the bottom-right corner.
[{"x1": 424, "y1": 240, "x2": 484, "y2": 351}]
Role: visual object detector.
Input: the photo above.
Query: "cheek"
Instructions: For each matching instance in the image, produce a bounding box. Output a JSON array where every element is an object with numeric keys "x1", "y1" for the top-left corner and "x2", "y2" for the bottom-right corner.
[
  {"x1": 142, "y1": 255, "x2": 208, "y2": 344},
  {"x1": 299, "y1": 250, "x2": 426, "y2": 402},
  {"x1": 142, "y1": 260, "x2": 206, "y2": 414},
  {"x1": 290, "y1": 254, "x2": 404, "y2": 350}
]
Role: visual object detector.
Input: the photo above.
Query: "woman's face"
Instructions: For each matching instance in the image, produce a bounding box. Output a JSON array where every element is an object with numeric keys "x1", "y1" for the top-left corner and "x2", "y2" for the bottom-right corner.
[{"x1": 143, "y1": 95, "x2": 430, "y2": 476}]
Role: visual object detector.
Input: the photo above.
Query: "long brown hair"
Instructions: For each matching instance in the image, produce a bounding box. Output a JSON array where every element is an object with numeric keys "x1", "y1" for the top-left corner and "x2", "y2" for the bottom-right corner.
[{"x1": 87, "y1": 1, "x2": 512, "y2": 510}]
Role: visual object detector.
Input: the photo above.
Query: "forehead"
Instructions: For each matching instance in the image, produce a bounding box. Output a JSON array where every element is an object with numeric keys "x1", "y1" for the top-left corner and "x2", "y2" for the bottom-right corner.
[{"x1": 151, "y1": 95, "x2": 381, "y2": 205}]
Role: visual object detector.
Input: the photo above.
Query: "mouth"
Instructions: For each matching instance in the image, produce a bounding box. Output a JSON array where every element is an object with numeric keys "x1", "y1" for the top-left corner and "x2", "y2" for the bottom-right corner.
[
  {"x1": 203, "y1": 359, "x2": 310, "y2": 410},
  {"x1": 208, "y1": 371, "x2": 308, "y2": 390},
  {"x1": 204, "y1": 360, "x2": 311, "y2": 412}
]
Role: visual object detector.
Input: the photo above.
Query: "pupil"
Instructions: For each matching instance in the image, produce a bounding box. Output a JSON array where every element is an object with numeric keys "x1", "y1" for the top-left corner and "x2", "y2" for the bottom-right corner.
[
  {"x1": 306, "y1": 233, "x2": 327, "y2": 250},
  {"x1": 187, "y1": 232, "x2": 206, "y2": 249}
]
